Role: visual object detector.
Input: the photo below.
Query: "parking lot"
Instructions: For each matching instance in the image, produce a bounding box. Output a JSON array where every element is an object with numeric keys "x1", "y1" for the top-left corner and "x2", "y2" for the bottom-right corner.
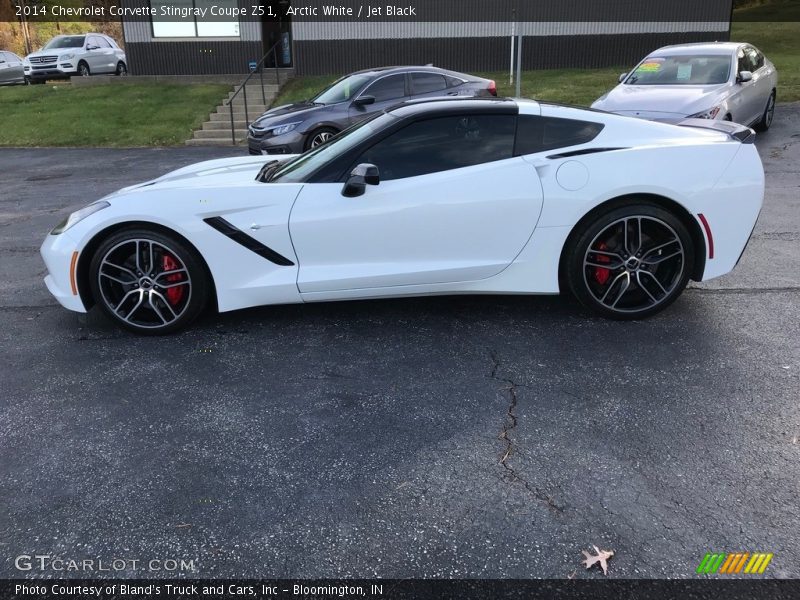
[{"x1": 1, "y1": 105, "x2": 799, "y2": 579}]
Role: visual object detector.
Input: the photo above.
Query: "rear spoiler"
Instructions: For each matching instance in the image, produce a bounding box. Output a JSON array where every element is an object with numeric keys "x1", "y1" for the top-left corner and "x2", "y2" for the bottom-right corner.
[{"x1": 674, "y1": 118, "x2": 756, "y2": 144}]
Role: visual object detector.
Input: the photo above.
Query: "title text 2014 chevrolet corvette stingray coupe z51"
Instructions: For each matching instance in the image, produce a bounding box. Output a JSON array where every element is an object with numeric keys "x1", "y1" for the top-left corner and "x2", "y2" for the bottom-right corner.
[{"x1": 41, "y1": 98, "x2": 764, "y2": 334}]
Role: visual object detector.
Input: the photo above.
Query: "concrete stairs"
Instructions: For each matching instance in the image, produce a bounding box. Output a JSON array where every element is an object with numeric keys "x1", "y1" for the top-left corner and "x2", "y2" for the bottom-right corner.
[{"x1": 186, "y1": 81, "x2": 285, "y2": 147}]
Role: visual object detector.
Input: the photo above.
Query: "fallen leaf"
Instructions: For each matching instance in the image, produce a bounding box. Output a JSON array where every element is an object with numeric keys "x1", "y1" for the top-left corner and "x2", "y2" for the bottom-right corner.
[
  {"x1": 582, "y1": 545, "x2": 614, "y2": 575},
  {"x1": 567, "y1": 570, "x2": 577, "y2": 579}
]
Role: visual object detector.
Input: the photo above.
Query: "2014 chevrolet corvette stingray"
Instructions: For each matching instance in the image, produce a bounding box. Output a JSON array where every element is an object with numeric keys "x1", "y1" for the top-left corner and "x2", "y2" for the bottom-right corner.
[{"x1": 41, "y1": 98, "x2": 764, "y2": 334}]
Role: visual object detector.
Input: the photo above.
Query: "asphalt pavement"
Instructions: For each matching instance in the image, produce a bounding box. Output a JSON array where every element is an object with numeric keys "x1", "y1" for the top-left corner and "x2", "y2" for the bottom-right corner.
[{"x1": 0, "y1": 106, "x2": 798, "y2": 579}]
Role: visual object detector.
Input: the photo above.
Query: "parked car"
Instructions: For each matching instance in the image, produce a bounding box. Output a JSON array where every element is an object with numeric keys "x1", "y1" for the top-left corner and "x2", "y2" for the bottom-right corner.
[
  {"x1": 592, "y1": 42, "x2": 777, "y2": 131},
  {"x1": 247, "y1": 66, "x2": 497, "y2": 155},
  {"x1": 41, "y1": 97, "x2": 764, "y2": 334},
  {"x1": 23, "y1": 34, "x2": 127, "y2": 83},
  {"x1": 0, "y1": 51, "x2": 26, "y2": 85}
]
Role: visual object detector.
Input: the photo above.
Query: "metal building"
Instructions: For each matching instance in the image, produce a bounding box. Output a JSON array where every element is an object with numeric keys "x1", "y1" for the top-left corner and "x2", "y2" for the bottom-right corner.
[{"x1": 121, "y1": 0, "x2": 734, "y2": 76}]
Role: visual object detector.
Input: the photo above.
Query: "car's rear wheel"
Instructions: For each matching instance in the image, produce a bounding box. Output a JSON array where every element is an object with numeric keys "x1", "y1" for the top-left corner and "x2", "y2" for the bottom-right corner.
[
  {"x1": 305, "y1": 127, "x2": 338, "y2": 150},
  {"x1": 754, "y1": 91, "x2": 776, "y2": 132},
  {"x1": 115, "y1": 61, "x2": 128, "y2": 76},
  {"x1": 78, "y1": 62, "x2": 90, "y2": 77},
  {"x1": 89, "y1": 229, "x2": 210, "y2": 334},
  {"x1": 565, "y1": 204, "x2": 694, "y2": 320}
]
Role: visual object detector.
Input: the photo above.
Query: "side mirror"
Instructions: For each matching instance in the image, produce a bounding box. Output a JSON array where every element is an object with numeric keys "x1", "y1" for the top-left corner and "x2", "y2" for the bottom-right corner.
[
  {"x1": 341, "y1": 163, "x2": 380, "y2": 197},
  {"x1": 738, "y1": 70, "x2": 753, "y2": 83},
  {"x1": 618, "y1": 72, "x2": 628, "y2": 83},
  {"x1": 352, "y1": 95, "x2": 375, "y2": 107},
  {"x1": 86, "y1": 45, "x2": 98, "y2": 51}
]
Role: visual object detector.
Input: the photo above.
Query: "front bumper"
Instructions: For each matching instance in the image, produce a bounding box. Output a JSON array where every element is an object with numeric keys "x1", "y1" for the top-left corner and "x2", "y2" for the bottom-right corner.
[
  {"x1": 40, "y1": 231, "x2": 87, "y2": 313},
  {"x1": 25, "y1": 64, "x2": 78, "y2": 80},
  {"x1": 247, "y1": 131, "x2": 306, "y2": 156}
]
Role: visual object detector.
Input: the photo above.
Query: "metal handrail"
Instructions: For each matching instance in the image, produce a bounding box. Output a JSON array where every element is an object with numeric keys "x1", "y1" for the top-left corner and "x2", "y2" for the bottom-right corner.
[{"x1": 226, "y1": 41, "x2": 282, "y2": 145}]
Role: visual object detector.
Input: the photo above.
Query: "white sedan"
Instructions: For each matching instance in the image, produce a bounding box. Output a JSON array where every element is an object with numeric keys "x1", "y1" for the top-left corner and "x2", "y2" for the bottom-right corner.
[
  {"x1": 41, "y1": 98, "x2": 764, "y2": 334},
  {"x1": 592, "y1": 42, "x2": 777, "y2": 131}
]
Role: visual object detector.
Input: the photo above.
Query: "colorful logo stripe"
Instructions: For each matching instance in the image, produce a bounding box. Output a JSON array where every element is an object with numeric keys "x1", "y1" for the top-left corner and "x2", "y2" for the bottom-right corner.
[{"x1": 697, "y1": 552, "x2": 773, "y2": 574}]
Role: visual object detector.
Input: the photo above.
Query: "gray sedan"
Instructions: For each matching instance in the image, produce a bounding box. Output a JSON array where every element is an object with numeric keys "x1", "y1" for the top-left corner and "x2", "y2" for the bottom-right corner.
[
  {"x1": 592, "y1": 42, "x2": 778, "y2": 131},
  {"x1": 247, "y1": 66, "x2": 497, "y2": 155},
  {"x1": 0, "y1": 51, "x2": 26, "y2": 86}
]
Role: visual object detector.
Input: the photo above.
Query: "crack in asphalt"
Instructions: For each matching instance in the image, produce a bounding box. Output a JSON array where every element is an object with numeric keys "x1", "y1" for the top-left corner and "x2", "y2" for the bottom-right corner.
[
  {"x1": 687, "y1": 286, "x2": 800, "y2": 295},
  {"x1": 490, "y1": 351, "x2": 565, "y2": 513}
]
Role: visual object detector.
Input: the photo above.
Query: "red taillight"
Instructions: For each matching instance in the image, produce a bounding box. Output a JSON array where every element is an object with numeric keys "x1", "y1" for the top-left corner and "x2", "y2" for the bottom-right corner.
[{"x1": 488, "y1": 80, "x2": 497, "y2": 97}]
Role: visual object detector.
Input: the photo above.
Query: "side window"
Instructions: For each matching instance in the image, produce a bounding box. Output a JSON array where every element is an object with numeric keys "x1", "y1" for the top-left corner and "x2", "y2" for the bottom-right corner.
[
  {"x1": 355, "y1": 114, "x2": 516, "y2": 181},
  {"x1": 362, "y1": 74, "x2": 406, "y2": 103},
  {"x1": 96, "y1": 37, "x2": 112, "y2": 48},
  {"x1": 87, "y1": 36, "x2": 98, "y2": 49},
  {"x1": 746, "y1": 47, "x2": 764, "y2": 70},
  {"x1": 411, "y1": 72, "x2": 448, "y2": 95},
  {"x1": 515, "y1": 116, "x2": 605, "y2": 155},
  {"x1": 445, "y1": 75, "x2": 465, "y2": 88},
  {"x1": 0, "y1": 52, "x2": 6, "y2": 63},
  {"x1": 737, "y1": 48, "x2": 753, "y2": 73}
]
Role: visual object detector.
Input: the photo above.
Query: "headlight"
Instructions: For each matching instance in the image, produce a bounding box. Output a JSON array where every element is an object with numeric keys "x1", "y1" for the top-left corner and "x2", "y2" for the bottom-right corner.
[
  {"x1": 50, "y1": 201, "x2": 110, "y2": 235},
  {"x1": 688, "y1": 106, "x2": 722, "y2": 120},
  {"x1": 61, "y1": 53, "x2": 75, "y2": 60},
  {"x1": 269, "y1": 122, "x2": 300, "y2": 136}
]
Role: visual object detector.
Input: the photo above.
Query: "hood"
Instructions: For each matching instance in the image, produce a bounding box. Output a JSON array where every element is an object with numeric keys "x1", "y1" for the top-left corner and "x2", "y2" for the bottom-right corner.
[
  {"x1": 252, "y1": 102, "x2": 329, "y2": 126},
  {"x1": 26, "y1": 47, "x2": 82, "y2": 59},
  {"x1": 592, "y1": 84, "x2": 730, "y2": 118},
  {"x1": 108, "y1": 155, "x2": 300, "y2": 197}
]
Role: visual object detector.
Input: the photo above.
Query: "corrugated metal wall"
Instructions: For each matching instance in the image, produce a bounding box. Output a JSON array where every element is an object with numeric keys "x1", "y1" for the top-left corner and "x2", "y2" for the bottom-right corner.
[{"x1": 121, "y1": 0, "x2": 733, "y2": 75}]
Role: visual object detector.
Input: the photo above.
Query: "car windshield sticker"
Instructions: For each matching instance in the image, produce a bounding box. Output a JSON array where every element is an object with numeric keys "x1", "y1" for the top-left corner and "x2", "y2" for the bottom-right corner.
[
  {"x1": 677, "y1": 63, "x2": 693, "y2": 80},
  {"x1": 636, "y1": 58, "x2": 664, "y2": 73}
]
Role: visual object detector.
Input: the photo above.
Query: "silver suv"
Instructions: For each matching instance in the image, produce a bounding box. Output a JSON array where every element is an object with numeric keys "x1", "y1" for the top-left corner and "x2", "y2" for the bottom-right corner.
[{"x1": 24, "y1": 34, "x2": 127, "y2": 83}]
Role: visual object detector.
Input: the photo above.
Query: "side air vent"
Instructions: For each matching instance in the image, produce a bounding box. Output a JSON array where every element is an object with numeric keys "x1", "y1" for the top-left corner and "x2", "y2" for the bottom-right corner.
[{"x1": 203, "y1": 217, "x2": 295, "y2": 266}]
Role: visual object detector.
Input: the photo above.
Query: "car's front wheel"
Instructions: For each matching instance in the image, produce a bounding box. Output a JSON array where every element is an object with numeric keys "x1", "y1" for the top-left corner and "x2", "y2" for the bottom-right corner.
[
  {"x1": 564, "y1": 203, "x2": 694, "y2": 320},
  {"x1": 305, "y1": 127, "x2": 338, "y2": 150},
  {"x1": 78, "y1": 62, "x2": 90, "y2": 77},
  {"x1": 89, "y1": 229, "x2": 210, "y2": 334}
]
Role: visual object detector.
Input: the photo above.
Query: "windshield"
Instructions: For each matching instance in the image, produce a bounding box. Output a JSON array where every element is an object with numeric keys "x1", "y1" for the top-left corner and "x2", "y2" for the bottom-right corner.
[
  {"x1": 270, "y1": 113, "x2": 394, "y2": 183},
  {"x1": 625, "y1": 55, "x2": 731, "y2": 86},
  {"x1": 44, "y1": 36, "x2": 86, "y2": 50},
  {"x1": 312, "y1": 74, "x2": 373, "y2": 105}
]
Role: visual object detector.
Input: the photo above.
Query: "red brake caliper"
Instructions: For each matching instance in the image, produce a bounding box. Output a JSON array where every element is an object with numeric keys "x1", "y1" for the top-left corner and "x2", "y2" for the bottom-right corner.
[
  {"x1": 161, "y1": 253, "x2": 185, "y2": 306},
  {"x1": 593, "y1": 242, "x2": 611, "y2": 285}
]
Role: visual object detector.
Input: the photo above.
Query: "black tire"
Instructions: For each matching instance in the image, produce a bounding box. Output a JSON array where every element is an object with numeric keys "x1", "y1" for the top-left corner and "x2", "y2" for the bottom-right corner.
[
  {"x1": 754, "y1": 91, "x2": 776, "y2": 132},
  {"x1": 89, "y1": 228, "x2": 210, "y2": 335},
  {"x1": 304, "y1": 127, "x2": 338, "y2": 151},
  {"x1": 564, "y1": 203, "x2": 694, "y2": 320},
  {"x1": 77, "y1": 62, "x2": 90, "y2": 77},
  {"x1": 115, "y1": 61, "x2": 127, "y2": 76}
]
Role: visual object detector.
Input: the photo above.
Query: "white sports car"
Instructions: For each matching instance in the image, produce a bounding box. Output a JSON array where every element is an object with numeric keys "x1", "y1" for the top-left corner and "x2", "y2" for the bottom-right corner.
[{"x1": 41, "y1": 98, "x2": 764, "y2": 334}]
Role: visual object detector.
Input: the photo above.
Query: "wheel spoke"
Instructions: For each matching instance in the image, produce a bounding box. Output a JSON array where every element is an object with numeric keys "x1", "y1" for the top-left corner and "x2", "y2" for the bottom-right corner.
[
  {"x1": 154, "y1": 268, "x2": 187, "y2": 281},
  {"x1": 148, "y1": 293, "x2": 169, "y2": 325},
  {"x1": 635, "y1": 271, "x2": 659, "y2": 304},
  {"x1": 639, "y1": 269, "x2": 669, "y2": 296},
  {"x1": 150, "y1": 290, "x2": 178, "y2": 319},
  {"x1": 600, "y1": 271, "x2": 630, "y2": 307}
]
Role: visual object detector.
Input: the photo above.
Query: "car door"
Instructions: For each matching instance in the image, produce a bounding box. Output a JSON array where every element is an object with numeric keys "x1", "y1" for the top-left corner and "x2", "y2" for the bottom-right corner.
[
  {"x1": 0, "y1": 53, "x2": 10, "y2": 85},
  {"x1": 745, "y1": 46, "x2": 770, "y2": 121},
  {"x1": 347, "y1": 73, "x2": 407, "y2": 126},
  {"x1": 84, "y1": 36, "x2": 104, "y2": 72},
  {"x1": 93, "y1": 36, "x2": 117, "y2": 73},
  {"x1": 289, "y1": 113, "x2": 544, "y2": 293},
  {"x1": 733, "y1": 47, "x2": 760, "y2": 125}
]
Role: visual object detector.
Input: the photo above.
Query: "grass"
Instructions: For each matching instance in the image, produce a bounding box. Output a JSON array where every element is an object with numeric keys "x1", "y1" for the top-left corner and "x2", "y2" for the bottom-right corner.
[
  {"x1": 0, "y1": 83, "x2": 228, "y2": 147},
  {"x1": 272, "y1": 21, "x2": 800, "y2": 108}
]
